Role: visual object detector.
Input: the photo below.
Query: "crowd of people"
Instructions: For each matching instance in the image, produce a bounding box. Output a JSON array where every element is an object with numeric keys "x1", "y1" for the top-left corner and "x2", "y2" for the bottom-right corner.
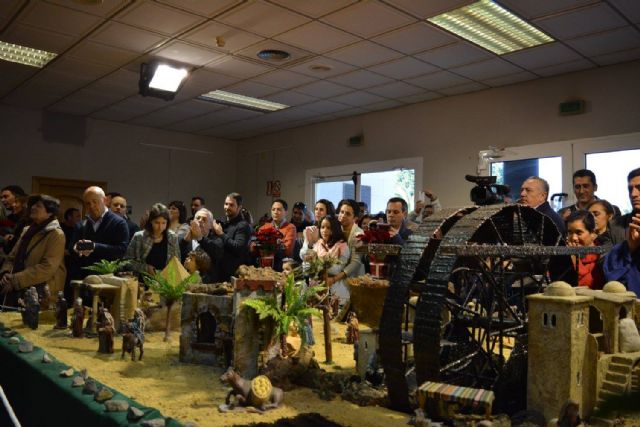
[{"x1": 0, "y1": 166, "x2": 638, "y2": 309}]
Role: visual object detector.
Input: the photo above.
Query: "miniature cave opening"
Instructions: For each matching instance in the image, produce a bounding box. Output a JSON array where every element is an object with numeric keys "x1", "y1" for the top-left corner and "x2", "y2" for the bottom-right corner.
[
  {"x1": 619, "y1": 306, "x2": 628, "y2": 320},
  {"x1": 196, "y1": 310, "x2": 217, "y2": 344}
]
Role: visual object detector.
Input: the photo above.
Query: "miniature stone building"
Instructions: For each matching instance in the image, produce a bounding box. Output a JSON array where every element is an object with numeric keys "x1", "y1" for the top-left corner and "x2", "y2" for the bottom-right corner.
[
  {"x1": 528, "y1": 281, "x2": 640, "y2": 423},
  {"x1": 179, "y1": 292, "x2": 233, "y2": 366},
  {"x1": 76, "y1": 274, "x2": 138, "y2": 332}
]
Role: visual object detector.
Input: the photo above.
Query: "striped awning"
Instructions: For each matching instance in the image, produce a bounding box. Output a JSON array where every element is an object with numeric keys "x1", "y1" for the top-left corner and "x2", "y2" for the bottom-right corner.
[{"x1": 418, "y1": 381, "x2": 495, "y2": 410}]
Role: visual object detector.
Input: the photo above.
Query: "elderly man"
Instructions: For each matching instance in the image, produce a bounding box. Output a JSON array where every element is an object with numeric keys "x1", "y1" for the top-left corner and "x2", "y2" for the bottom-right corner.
[
  {"x1": 183, "y1": 207, "x2": 222, "y2": 281},
  {"x1": 604, "y1": 168, "x2": 640, "y2": 293},
  {"x1": 519, "y1": 176, "x2": 565, "y2": 233},
  {"x1": 209, "y1": 193, "x2": 252, "y2": 282},
  {"x1": 71, "y1": 186, "x2": 129, "y2": 277},
  {"x1": 110, "y1": 194, "x2": 140, "y2": 241},
  {"x1": 387, "y1": 197, "x2": 412, "y2": 245}
]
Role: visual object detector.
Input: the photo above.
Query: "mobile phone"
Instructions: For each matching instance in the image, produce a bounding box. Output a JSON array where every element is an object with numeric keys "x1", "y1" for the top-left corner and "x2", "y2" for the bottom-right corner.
[{"x1": 76, "y1": 241, "x2": 95, "y2": 251}]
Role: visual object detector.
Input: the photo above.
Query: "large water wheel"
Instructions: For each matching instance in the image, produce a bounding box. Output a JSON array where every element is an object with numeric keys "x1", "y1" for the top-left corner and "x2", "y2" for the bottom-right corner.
[{"x1": 380, "y1": 204, "x2": 580, "y2": 413}]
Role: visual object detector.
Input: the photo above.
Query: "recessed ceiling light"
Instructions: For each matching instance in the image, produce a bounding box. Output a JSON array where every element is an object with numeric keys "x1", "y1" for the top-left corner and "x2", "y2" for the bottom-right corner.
[
  {"x1": 0, "y1": 40, "x2": 57, "y2": 68},
  {"x1": 257, "y1": 49, "x2": 291, "y2": 62},
  {"x1": 198, "y1": 90, "x2": 288, "y2": 113},
  {"x1": 427, "y1": 0, "x2": 554, "y2": 55}
]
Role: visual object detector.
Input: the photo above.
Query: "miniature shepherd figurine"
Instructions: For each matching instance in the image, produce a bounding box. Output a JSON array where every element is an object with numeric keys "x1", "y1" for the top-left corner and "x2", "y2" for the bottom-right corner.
[
  {"x1": 54, "y1": 291, "x2": 68, "y2": 329},
  {"x1": 71, "y1": 298, "x2": 84, "y2": 338},
  {"x1": 97, "y1": 307, "x2": 115, "y2": 354},
  {"x1": 19, "y1": 286, "x2": 40, "y2": 329},
  {"x1": 40, "y1": 284, "x2": 51, "y2": 310},
  {"x1": 557, "y1": 399, "x2": 584, "y2": 427},
  {"x1": 122, "y1": 309, "x2": 145, "y2": 361},
  {"x1": 219, "y1": 368, "x2": 284, "y2": 412}
]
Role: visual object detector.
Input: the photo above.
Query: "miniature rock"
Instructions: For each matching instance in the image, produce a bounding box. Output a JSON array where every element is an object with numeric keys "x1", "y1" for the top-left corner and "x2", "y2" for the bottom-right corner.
[
  {"x1": 2, "y1": 329, "x2": 16, "y2": 338},
  {"x1": 60, "y1": 368, "x2": 74, "y2": 377},
  {"x1": 71, "y1": 376, "x2": 85, "y2": 387},
  {"x1": 83, "y1": 381, "x2": 98, "y2": 395},
  {"x1": 80, "y1": 368, "x2": 89, "y2": 380},
  {"x1": 18, "y1": 341, "x2": 33, "y2": 353},
  {"x1": 141, "y1": 418, "x2": 165, "y2": 427},
  {"x1": 42, "y1": 353, "x2": 52, "y2": 363},
  {"x1": 9, "y1": 336, "x2": 20, "y2": 344},
  {"x1": 104, "y1": 399, "x2": 129, "y2": 412},
  {"x1": 95, "y1": 387, "x2": 114, "y2": 402},
  {"x1": 183, "y1": 423, "x2": 198, "y2": 427},
  {"x1": 127, "y1": 406, "x2": 145, "y2": 421}
]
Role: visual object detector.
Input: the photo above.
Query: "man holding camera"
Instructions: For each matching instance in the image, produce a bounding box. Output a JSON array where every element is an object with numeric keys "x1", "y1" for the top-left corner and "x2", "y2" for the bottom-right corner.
[
  {"x1": 72, "y1": 186, "x2": 129, "y2": 278},
  {"x1": 409, "y1": 189, "x2": 441, "y2": 224}
]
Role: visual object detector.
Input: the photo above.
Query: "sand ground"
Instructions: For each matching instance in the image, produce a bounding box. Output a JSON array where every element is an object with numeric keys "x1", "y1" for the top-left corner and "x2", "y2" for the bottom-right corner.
[{"x1": 0, "y1": 311, "x2": 408, "y2": 427}]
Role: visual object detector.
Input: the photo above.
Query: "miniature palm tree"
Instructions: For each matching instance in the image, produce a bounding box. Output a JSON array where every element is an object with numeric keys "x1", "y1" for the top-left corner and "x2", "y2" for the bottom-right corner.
[
  {"x1": 243, "y1": 273, "x2": 324, "y2": 357},
  {"x1": 143, "y1": 258, "x2": 199, "y2": 342},
  {"x1": 82, "y1": 259, "x2": 131, "y2": 275}
]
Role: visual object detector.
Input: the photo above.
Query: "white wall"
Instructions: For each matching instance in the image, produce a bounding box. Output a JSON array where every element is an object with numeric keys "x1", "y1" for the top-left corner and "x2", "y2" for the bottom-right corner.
[
  {"x1": 0, "y1": 105, "x2": 237, "y2": 219},
  {"x1": 237, "y1": 60, "x2": 640, "y2": 217}
]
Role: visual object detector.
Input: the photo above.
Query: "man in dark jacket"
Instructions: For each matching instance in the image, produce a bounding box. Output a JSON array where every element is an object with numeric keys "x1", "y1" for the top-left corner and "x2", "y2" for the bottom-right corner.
[
  {"x1": 519, "y1": 176, "x2": 566, "y2": 233},
  {"x1": 387, "y1": 197, "x2": 412, "y2": 245},
  {"x1": 72, "y1": 186, "x2": 129, "y2": 278},
  {"x1": 210, "y1": 193, "x2": 252, "y2": 282}
]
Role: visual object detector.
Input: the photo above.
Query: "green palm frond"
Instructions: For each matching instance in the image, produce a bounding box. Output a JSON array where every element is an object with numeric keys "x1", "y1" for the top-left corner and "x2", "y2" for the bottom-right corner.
[
  {"x1": 142, "y1": 271, "x2": 198, "y2": 304},
  {"x1": 82, "y1": 259, "x2": 131, "y2": 275}
]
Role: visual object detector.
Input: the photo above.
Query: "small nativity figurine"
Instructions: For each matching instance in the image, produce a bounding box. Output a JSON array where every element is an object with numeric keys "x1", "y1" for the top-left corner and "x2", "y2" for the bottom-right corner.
[
  {"x1": 219, "y1": 368, "x2": 284, "y2": 412},
  {"x1": 54, "y1": 291, "x2": 68, "y2": 329},
  {"x1": 71, "y1": 298, "x2": 85, "y2": 338},
  {"x1": 121, "y1": 308, "x2": 145, "y2": 361},
  {"x1": 345, "y1": 311, "x2": 359, "y2": 361},
  {"x1": 40, "y1": 284, "x2": 51, "y2": 310},
  {"x1": 97, "y1": 307, "x2": 115, "y2": 354},
  {"x1": 19, "y1": 286, "x2": 40, "y2": 329}
]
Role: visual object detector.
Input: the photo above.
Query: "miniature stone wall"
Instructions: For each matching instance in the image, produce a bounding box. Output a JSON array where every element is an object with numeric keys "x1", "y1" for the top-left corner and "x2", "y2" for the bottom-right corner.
[{"x1": 179, "y1": 292, "x2": 233, "y2": 366}]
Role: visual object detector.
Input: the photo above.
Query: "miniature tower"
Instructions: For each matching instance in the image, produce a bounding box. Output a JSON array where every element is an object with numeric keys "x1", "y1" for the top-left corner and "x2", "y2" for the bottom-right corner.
[{"x1": 527, "y1": 282, "x2": 593, "y2": 422}]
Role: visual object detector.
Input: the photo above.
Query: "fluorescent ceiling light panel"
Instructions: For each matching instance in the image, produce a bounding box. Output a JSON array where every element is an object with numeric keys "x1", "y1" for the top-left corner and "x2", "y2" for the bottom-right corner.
[
  {"x1": 149, "y1": 64, "x2": 189, "y2": 92},
  {"x1": 427, "y1": 0, "x2": 554, "y2": 55},
  {"x1": 198, "y1": 90, "x2": 288, "y2": 112},
  {"x1": 0, "y1": 40, "x2": 57, "y2": 68}
]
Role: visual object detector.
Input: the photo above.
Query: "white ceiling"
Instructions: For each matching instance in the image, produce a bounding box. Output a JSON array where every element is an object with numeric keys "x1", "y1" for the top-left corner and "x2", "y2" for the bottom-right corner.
[{"x1": 1, "y1": 0, "x2": 639, "y2": 140}]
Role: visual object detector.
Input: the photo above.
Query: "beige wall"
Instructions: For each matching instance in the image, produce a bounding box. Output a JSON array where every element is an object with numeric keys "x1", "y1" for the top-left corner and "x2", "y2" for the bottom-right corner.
[
  {"x1": 0, "y1": 105, "x2": 237, "y2": 219},
  {"x1": 237, "y1": 60, "x2": 640, "y2": 218}
]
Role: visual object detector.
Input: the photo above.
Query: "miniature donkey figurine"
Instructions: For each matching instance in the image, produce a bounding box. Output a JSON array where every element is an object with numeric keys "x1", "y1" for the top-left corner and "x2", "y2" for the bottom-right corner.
[
  {"x1": 219, "y1": 368, "x2": 284, "y2": 411},
  {"x1": 121, "y1": 322, "x2": 144, "y2": 361}
]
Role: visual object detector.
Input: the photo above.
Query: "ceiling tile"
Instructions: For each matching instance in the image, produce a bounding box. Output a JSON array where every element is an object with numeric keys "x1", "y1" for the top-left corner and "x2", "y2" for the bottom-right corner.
[
  {"x1": 503, "y1": 42, "x2": 582, "y2": 69},
  {"x1": 87, "y1": 69, "x2": 140, "y2": 94},
  {"x1": 535, "y1": 3, "x2": 627, "y2": 41},
  {"x1": 382, "y1": 0, "x2": 474, "y2": 19},
  {"x1": 438, "y1": 81, "x2": 487, "y2": 96},
  {"x1": 415, "y1": 42, "x2": 493, "y2": 68},
  {"x1": 331, "y1": 107, "x2": 368, "y2": 118},
  {"x1": 89, "y1": 22, "x2": 167, "y2": 53},
  {"x1": 252, "y1": 70, "x2": 316, "y2": 89},
  {"x1": 152, "y1": 40, "x2": 224, "y2": 66},
  {"x1": 295, "y1": 80, "x2": 353, "y2": 98},
  {"x1": 2, "y1": 23, "x2": 76, "y2": 53},
  {"x1": 0, "y1": 61, "x2": 38, "y2": 97},
  {"x1": 329, "y1": 91, "x2": 387, "y2": 107},
  {"x1": 372, "y1": 22, "x2": 457, "y2": 55},
  {"x1": 48, "y1": 88, "x2": 128, "y2": 115},
  {"x1": 406, "y1": 70, "x2": 471, "y2": 90},
  {"x1": 223, "y1": 81, "x2": 281, "y2": 98},
  {"x1": 321, "y1": 1, "x2": 415, "y2": 38},
  {"x1": 398, "y1": 91, "x2": 442, "y2": 104},
  {"x1": 498, "y1": 0, "x2": 599, "y2": 20},
  {"x1": 364, "y1": 99, "x2": 404, "y2": 111},
  {"x1": 264, "y1": 90, "x2": 317, "y2": 106},
  {"x1": 592, "y1": 46, "x2": 640, "y2": 65},
  {"x1": 274, "y1": 21, "x2": 360, "y2": 53},
  {"x1": 205, "y1": 56, "x2": 274, "y2": 78},
  {"x1": 235, "y1": 39, "x2": 312, "y2": 65},
  {"x1": 47, "y1": 57, "x2": 113, "y2": 83},
  {"x1": 2, "y1": 90, "x2": 65, "y2": 109},
  {"x1": 217, "y1": 0, "x2": 310, "y2": 38},
  {"x1": 167, "y1": 107, "x2": 260, "y2": 132},
  {"x1": 155, "y1": 0, "x2": 242, "y2": 17},
  {"x1": 531, "y1": 58, "x2": 595, "y2": 77},
  {"x1": 366, "y1": 81, "x2": 424, "y2": 98},
  {"x1": 2, "y1": 69, "x2": 85, "y2": 108},
  {"x1": 325, "y1": 41, "x2": 403, "y2": 67},
  {"x1": 0, "y1": 0, "x2": 26, "y2": 19},
  {"x1": 128, "y1": 99, "x2": 225, "y2": 127},
  {"x1": 451, "y1": 58, "x2": 523, "y2": 80},
  {"x1": 270, "y1": 0, "x2": 356, "y2": 18},
  {"x1": 66, "y1": 41, "x2": 138, "y2": 67},
  {"x1": 115, "y1": 1, "x2": 205, "y2": 37},
  {"x1": 180, "y1": 21, "x2": 264, "y2": 53},
  {"x1": 369, "y1": 56, "x2": 438, "y2": 79},
  {"x1": 301, "y1": 99, "x2": 351, "y2": 114},
  {"x1": 45, "y1": 0, "x2": 129, "y2": 17},
  {"x1": 286, "y1": 57, "x2": 357, "y2": 77},
  {"x1": 482, "y1": 71, "x2": 537, "y2": 87},
  {"x1": 18, "y1": 1, "x2": 102, "y2": 37},
  {"x1": 328, "y1": 70, "x2": 393, "y2": 89},
  {"x1": 608, "y1": 0, "x2": 640, "y2": 23},
  {"x1": 566, "y1": 26, "x2": 640, "y2": 57},
  {"x1": 172, "y1": 70, "x2": 240, "y2": 102}
]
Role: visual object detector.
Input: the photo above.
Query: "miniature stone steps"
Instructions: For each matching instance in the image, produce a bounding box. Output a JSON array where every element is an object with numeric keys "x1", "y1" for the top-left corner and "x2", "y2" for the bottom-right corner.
[
  {"x1": 604, "y1": 371, "x2": 627, "y2": 384},
  {"x1": 600, "y1": 379, "x2": 626, "y2": 395},
  {"x1": 610, "y1": 355, "x2": 634, "y2": 366},
  {"x1": 607, "y1": 362, "x2": 632, "y2": 375}
]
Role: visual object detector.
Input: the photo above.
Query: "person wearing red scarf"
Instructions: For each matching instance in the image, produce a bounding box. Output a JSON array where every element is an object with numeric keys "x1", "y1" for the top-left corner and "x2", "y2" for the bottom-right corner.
[{"x1": 566, "y1": 210, "x2": 604, "y2": 289}]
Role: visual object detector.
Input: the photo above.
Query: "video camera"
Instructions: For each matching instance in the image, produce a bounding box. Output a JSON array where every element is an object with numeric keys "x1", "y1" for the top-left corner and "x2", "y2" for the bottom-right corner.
[{"x1": 466, "y1": 175, "x2": 511, "y2": 206}]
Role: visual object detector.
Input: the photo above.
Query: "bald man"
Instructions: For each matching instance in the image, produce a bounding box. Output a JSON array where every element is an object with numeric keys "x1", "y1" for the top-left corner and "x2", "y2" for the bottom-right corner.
[
  {"x1": 70, "y1": 186, "x2": 129, "y2": 278},
  {"x1": 519, "y1": 176, "x2": 565, "y2": 233}
]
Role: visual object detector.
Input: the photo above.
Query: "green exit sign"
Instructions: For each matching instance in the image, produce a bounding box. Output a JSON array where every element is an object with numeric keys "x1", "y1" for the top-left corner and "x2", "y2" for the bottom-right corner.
[{"x1": 559, "y1": 100, "x2": 586, "y2": 116}]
